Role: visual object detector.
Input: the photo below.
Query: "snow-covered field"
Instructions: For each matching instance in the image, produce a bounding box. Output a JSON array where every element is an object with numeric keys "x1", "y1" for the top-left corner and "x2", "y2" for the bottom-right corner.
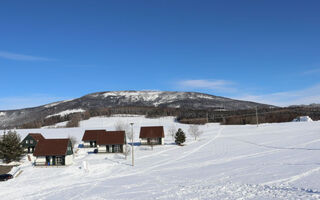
[{"x1": 1, "y1": 116, "x2": 320, "y2": 199}]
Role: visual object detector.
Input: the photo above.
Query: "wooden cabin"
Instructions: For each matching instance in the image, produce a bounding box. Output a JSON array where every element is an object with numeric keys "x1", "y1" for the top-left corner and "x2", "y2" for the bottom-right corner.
[
  {"x1": 96, "y1": 131, "x2": 126, "y2": 153},
  {"x1": 21, "y1": 133, "x2": 45, "y2": 153},
  {"x1": 33, "y1": 139, "x2": 73, "y2": 166},
  {"x1": 82, "y1": 130, "x2": 107, "y2": 147},
  {"x1": 139, "y1": 126, "x2": 165, "y2": 145}
]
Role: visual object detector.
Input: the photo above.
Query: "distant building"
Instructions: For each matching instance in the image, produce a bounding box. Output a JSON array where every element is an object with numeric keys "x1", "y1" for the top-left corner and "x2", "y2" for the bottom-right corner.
[
  {"x1": 21, "y1": 133, "x2": 45, "y2": 153},
  {"x1": 292, "y1": 116, "x2": 313, "y2": 122},
  {"x1": 139, "y1": 126, "x2": 165, "y2": 145},
  {"x1": 96, "y1": 131, "x2": 126, "y2": 153},
  {"x1": 82, "y1": 130, "x2": 107, "y2": 147},
  {"x1": 33, "y1": 139, "x2": 73, "y2": 166}
]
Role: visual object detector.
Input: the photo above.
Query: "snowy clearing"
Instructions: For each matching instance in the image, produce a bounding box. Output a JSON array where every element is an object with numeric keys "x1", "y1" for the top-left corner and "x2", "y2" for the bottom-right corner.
[
  {"x1": 1, "y1": 116, "x2": 320, "y2": 199},
  {"x1": 46, "y1": 109, "x2": 86, "y2": 118}
]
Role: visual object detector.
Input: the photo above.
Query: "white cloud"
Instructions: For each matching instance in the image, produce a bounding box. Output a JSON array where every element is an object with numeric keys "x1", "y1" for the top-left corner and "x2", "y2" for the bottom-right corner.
[
  {"x1": 236, "y1": 84, "x2": 320, "y2": 107},
  {"x1": 0, "y1": 95, "x2": 70, "y2": 110},
  {"x1": 177, "y1": 79, "x2": 236, "y2": 92},
  {"x1": 0, "y1": 51, "x2": 53, "y2": 61}
]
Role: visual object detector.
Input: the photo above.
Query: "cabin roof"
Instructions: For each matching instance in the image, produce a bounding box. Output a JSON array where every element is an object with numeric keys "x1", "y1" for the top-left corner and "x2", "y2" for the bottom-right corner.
[
  {"x1": 33, "y1": 139, "x2": 70, "y2": 156},
  {"x1": 82, "y1": 130, "x2": 106, "y2": 141},
  {"x1": 96, "y1": 131, "x2": 126, "y2": 145},
  {"x1": 28, "y1": 133, "x2": 45, "y2": 141},
  {"x1": 139, "y1": 126, "x2": 164, "y2": 138}
]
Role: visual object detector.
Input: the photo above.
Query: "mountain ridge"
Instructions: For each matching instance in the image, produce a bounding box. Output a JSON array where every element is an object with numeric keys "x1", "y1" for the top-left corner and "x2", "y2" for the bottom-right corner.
[{"x1": 0, "y1": 90, "x2": 275, "y2": 128}]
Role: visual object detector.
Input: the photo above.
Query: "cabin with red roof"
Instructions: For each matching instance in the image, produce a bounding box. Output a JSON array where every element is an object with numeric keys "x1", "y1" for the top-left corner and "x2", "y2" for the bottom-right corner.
[
  {"x1": 139, "y1": 126, "x2": 165, "y2": 145},
  {"x1": 82, "y1": 130, "x2": 107, "y2": 147},
  {"x1": 33, "y1": 138, "x2": 73, "y2": 166},
  {"x1": 96, "y1": 131, "x2": 126, "y2": 153},
  {"x1": 21, "y1": 133, "x2": 45, "y2": 153}
]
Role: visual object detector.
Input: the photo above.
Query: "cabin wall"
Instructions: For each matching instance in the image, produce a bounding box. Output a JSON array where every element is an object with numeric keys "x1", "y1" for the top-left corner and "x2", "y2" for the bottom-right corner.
[
  {"x1": 97, "y1": 145, "x2": 108, "y2": 153},
  {"x1": 140, "y1": 138, "x2": 164, "y2": 145},
  {"x1": 65, "y1": 155, "x2": 73, "y2": 165},
  {"x1": 34, "y1": 156, "x2": 46, "y2": 166},
  {"x1": 83, "y1": 141, "x2": 97, "y2": 148},
  {"x1": 97, "y1": 144, "x2": 123, "y2": 153}
]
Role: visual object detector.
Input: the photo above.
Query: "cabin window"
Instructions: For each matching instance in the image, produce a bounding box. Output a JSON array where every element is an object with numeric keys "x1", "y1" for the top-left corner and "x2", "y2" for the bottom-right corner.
[
  {"x1": 68, "y1": 147, "x2": 72, "y2": 151},
  {"x1": 26, "y1": 140, "x2": 29, "y2": 144},
  {"x1": 114, "y1": 145, "x2": 120, "y2": 153},
  {"x1": 30, "y1": 140, "x2": 33, "y2": 144}
]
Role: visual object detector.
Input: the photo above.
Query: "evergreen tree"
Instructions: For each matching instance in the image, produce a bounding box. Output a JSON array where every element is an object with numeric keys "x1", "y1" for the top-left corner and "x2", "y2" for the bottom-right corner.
[
  {"x1": 0, "y1": 130, "x2": 24, "y2": 163},
  {"x1": 175, "y1": 128, "x2": 186, "y2": 145}
]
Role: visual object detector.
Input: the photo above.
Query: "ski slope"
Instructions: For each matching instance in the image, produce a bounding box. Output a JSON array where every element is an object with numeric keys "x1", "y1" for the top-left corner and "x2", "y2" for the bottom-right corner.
[{"x1": 1, "y1": 116, "x2": 320, "y2": 199}]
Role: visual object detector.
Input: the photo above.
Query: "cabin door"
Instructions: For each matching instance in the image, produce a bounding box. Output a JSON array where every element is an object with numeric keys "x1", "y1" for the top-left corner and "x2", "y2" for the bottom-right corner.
[
  {"x1": 106, "y1": 145, "x2": 110, "y2": 153},
  {"x1": 46, "y1": 156, "x2": 50, "y2": 166},
  {"x1": 52, "y1": 156, "x2": 56, "y2": 165}
]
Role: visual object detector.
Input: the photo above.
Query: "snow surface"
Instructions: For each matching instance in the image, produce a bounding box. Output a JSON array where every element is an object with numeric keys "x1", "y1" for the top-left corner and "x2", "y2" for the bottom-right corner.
[
  {"x1": 46, "y1": 109, "x2": 85, "y2": 118},
  {"x1": 0, "y1": 112, "x2": 5, "y2": 117},
  {"x1": 1, "y1": 116, "x2": 320, "y2": 199}
]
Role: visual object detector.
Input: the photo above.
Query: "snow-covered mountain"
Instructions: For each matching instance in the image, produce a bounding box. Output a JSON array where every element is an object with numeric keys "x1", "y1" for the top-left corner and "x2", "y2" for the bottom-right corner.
[{"x1": 0, "y1": 91, "x2": 274, "y2": 128}]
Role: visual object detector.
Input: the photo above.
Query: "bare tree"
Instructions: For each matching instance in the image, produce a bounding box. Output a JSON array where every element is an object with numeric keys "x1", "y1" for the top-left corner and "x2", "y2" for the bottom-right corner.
[
  {"x1": 66, "y1": 113, "x2": 81, "y2": 127},
  {"x1": 188, "y1": 125, "x2": 203, "y2": 140},
  {"x1": 123, "y1": 144, "x2": 131, "y2": 160},
  {"x1": 68, "y1": 135, "x2": 78, "y2": 148},
  {"x1": 168, "y1": 125, "x2": 177, "y2": 141},
  {"x1": 114, "y1": 120, "x2": 132, "y2": 141}
]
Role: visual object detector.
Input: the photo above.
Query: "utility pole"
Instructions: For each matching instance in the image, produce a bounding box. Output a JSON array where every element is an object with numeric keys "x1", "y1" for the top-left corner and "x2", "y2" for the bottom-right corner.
[
  {"x1": 255, "y1": 106, "x2": 259, "y2": 127},
  {"x1": 130, "y1": 123, "x2": 134, "y2": 166},
  {"x1": 206, "y1": 111, "x2": 209, "y2": 123}
]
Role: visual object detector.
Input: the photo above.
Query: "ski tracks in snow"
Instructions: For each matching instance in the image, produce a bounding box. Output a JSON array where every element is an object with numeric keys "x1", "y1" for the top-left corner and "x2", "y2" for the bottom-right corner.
[{"x1": 66, "y1": 127, "x2": 224, "y2": 200}]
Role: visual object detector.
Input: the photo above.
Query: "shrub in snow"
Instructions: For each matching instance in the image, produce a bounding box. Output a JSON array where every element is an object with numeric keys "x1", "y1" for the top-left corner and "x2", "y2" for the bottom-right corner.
[
  {"x1": 175, "y1": 128, "x2": 186, "y2": 145},
  {"x1": 0, "y1": 130, "x2": 24, "y2": 163}
]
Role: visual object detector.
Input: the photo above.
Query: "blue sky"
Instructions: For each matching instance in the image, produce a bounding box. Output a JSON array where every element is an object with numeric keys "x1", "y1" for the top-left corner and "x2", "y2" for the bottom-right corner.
[{"x1": 0, "y1": 0, "x2": 319, "y2": 109}]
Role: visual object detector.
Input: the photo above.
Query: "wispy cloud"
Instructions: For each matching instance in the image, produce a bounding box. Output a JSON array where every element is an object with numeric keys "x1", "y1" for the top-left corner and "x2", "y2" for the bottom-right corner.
[
  {"x1": 177, "y1": 79, "x2": 236, "y2": 92},
  {"x1": 176, "y1": 79, "x2": 320, "y2": 107},
  {"x1": 236, "y1": 84, "x2": 320, "y2": 106},
  {"x1": 302, "y1": 68, "x2": 320, "y2": 75},
  {"x1": 0, "y1": 95, "x2": 70, "y2": 110},
  {"x1": 0, "y1": 51, "x2": 53, "y2": 61}
]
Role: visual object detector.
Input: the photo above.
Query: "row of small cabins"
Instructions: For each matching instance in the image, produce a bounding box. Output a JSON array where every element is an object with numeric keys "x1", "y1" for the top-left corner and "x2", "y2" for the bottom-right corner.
[{"x1": 21, "y1": 126, "x2": 165, "y2": 166}]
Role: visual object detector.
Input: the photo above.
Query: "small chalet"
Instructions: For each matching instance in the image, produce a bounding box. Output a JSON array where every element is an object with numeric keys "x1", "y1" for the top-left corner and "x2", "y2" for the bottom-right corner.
[
  {"x1": 33, "y1": 139, "x2": 73, "y2": 166},
  {"x1": 96, "y1": 131, "x2": 126, "y2": 153},
  {"x1": 82, "y1": 130, "x2": 106, "y2": 147},
  {"x1": 139, "y1": 126, "x2": 165, "y2": 145},
  {"x1": 21, "y1": 133, "x2": 45, "y2": 153}
]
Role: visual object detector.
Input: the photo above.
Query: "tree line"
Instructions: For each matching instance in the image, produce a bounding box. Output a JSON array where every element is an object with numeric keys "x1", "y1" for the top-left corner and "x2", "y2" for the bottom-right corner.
[{"x1": 17, "y1": 105, "x2": 320, "y2": 129}]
